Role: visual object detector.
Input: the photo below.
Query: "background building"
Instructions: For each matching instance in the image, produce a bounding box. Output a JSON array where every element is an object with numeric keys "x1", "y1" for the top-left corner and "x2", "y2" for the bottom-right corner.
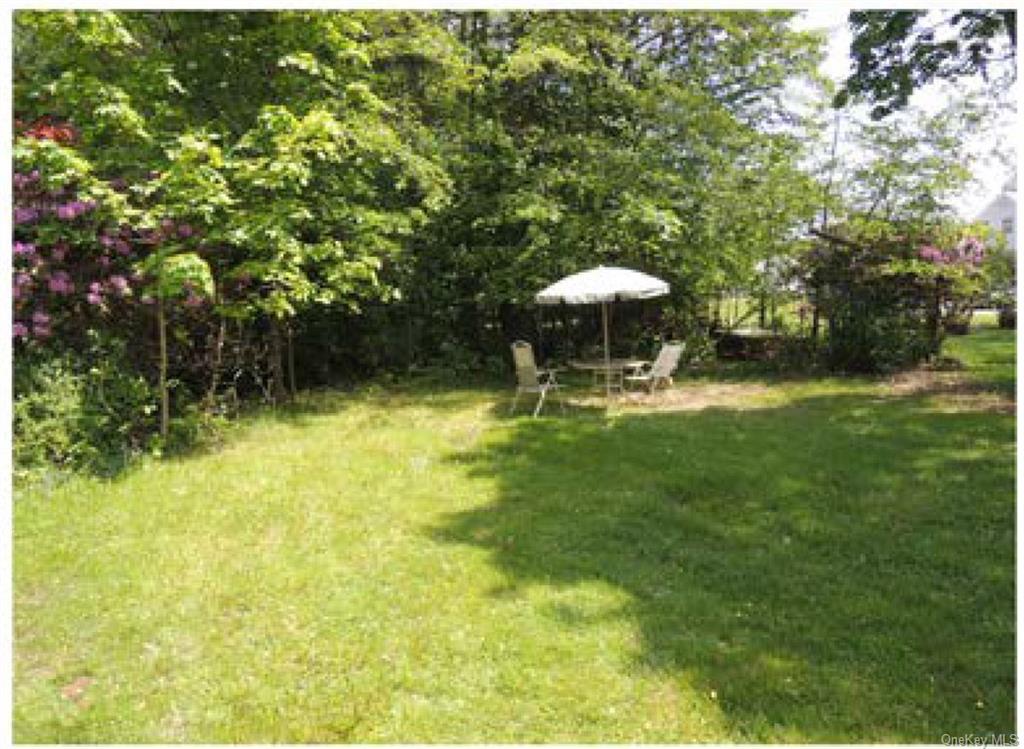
[{"x1": 976, "y1": 176, "x2": 1017, "y2": 253}]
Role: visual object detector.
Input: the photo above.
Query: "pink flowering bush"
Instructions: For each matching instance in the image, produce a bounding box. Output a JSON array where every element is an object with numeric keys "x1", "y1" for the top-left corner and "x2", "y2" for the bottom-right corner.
[
  {"x1": 12, "y1": 165, "x2": 141, "y2": 343},
  {"x1": 12, "y1": 125, "x2": 225, "y2": 479},
  {"x1": 917, "y1": 236, "x2": 986, "y2": 268},
  {"x1": 11, "y1": 160, "x2": 206, "y2": 477}
]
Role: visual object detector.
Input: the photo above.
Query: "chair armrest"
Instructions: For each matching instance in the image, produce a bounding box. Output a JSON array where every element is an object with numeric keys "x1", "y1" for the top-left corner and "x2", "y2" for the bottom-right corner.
[{"x1": 624, "y1": 361, "x2": 652, "y2": 375}]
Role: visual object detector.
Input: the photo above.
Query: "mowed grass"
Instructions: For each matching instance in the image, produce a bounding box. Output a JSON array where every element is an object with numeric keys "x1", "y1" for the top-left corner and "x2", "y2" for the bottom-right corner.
[
  {"x1": 13, "y1": 330, "x2": 1016, "y2": 742},
  {"x1": 946, "y1": 316, "x2": 1016, "y2": 396}
]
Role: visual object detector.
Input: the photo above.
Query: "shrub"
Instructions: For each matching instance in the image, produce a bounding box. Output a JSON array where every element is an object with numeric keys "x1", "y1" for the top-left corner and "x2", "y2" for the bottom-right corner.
[
  {"x1": 13, "y1": 331, "x2": 157, "y2": 481},
  {"x1": 162, "y1": 403, "x2": 230, "y2": 456},
  {"x1": 998, "y1": 305, "x2": 1016, "y2": 329},
  {"x1": 805, "y1": 220, "x2": 988, "y2": 373},
  {"x1": 823, "y1": 291, "x2": 939, "y2": 372}
]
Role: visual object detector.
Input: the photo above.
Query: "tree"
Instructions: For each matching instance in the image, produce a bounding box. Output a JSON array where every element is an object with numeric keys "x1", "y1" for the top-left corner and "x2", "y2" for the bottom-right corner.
[
  {"x1": 841, "y1": 100, "x2": 984, "y2": 223},
  {"x1": 835, "y1": 10, "x2": 1017, "y2": 119},
  {"x1": 13, "y1": 10, "x2": 454, "y2": 404},
  {"x1": 398, "y1": 11, "x2": 825, "y2": 358}
]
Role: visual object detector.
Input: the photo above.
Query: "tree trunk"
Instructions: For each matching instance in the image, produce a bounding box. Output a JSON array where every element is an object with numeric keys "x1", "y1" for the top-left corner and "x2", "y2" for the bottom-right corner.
[
  {"x1": 206, "y1": 316, "x2": 227, "y2": 406},
  {"x1": 269, "y1": 317, "x2": 287, "y2": 404},
  {"x1": 822, "y1": 109, "x2": 841, "y2": 229},
  {"x1": 928, "y1": 287, "x2": 943, "y2": 355},
  {"x1": 286, "y1": 322, "x2": 297, "y2": 397},
  {"x1": 157, "y1": 295, "x2": 169, "y2": 440}
]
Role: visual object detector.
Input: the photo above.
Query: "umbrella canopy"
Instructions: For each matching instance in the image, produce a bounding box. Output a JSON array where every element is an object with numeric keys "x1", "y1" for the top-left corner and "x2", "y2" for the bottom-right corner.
[
  {"x1": 534, "y1": 265, "x2": 670, "y2": 400},
  {"x1": 535, "y1": 265, "x2": 669, "y2": 305}
]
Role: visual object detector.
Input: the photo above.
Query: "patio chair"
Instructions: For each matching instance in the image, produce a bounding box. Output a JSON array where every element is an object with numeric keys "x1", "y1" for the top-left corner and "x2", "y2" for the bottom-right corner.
[
  {"x1": 510, "y1": 341, "x2": 564, "y2": 417},
  {"x1": 624, "y1": 342, "x2": 684, "y2": 393}
]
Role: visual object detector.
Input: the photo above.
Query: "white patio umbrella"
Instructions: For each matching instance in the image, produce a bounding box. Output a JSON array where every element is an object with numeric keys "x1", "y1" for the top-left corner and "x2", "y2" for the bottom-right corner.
[{"x1": 535, "y1": 265, "x2": 670, "y2": 398}]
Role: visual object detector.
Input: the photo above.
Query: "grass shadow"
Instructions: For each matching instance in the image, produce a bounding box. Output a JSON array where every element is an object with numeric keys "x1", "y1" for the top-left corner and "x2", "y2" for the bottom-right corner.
[{"x1": 431, "y1": 389, "x2": 1015, "y2": 741}]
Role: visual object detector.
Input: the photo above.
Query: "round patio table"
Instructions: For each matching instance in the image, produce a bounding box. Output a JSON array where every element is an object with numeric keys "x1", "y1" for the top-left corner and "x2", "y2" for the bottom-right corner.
[{"x1": 569, "y1": 358, "x2": 648, "y2": 391}]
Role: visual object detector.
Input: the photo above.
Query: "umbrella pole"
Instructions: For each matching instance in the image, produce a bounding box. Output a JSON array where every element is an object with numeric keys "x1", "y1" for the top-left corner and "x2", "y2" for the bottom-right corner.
[{"x1": 602, "y1": 301, "x2": 611, "y2": 401}]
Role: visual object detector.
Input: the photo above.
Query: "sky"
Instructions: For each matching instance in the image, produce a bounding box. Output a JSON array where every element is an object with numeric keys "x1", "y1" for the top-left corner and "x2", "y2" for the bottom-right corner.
[{"x1": 793, "y1": 7, "x2": 1018, "y2": 220}]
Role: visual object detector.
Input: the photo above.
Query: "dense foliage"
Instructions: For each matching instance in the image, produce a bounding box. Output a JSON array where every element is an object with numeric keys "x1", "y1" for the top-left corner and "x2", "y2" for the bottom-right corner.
[
  {"x1": 12, "y1": 10, "x2": 828, "y2": 473},
  {"x1": 805, "y1": 218, "x2": 993, "y2": 372},
  {"x1": 835, "y1": 10, "x2": 1017, "y2": 119},
  {"x1": 12, "y1": 10, "x2": 1005, "y2": 476}
]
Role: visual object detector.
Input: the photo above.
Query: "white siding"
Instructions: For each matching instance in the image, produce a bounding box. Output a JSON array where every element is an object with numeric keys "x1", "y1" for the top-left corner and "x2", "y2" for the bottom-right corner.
[{"x1": 976, "y1": 192, "x2": 1017, "y2": 253}]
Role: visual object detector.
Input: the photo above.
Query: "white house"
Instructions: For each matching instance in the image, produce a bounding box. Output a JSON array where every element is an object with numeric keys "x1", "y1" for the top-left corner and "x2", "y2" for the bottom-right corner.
[{"x1": 976, "y1": 176, "x2": 1017, "y2": 253}]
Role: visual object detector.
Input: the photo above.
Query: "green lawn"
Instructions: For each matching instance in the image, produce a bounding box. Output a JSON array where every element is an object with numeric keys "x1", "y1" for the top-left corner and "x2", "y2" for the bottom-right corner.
[{"x1": 13, "y1": 330, "x2": 1016, "y2": 742}]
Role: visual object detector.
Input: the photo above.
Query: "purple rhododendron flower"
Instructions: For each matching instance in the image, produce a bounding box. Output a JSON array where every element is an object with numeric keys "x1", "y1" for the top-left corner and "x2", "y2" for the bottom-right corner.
[
  {"x1": 13, "y1": 322, "x2": 29, "y2": 340},
  {"x1": 51, "y1": 245, "x2": 67, "y2": 262},
  {"x1": 13, "y1": 172, "x2": 40, "y2": 190},
  {"x1": 954, "y1": 236, "x2": 986, "y2": 266},
  {"x1": 107, "y1": 275, "x2": 130, "y2": 296},
  {"x1": 100, "y1": 234, "x2": 116, "y2": 248},
  {"x1": 178, "y1": 224, "x2": 194, "y2": 238},
  {"x1": 918, "y1": 245, "x2": 946, "y2": 264},
  {"x1": 14, "y1": 241, "x2": 36, "y2": 257},
  {"x1": 48, "y1": 271, "x2": 74, "y2": 295},
  {"x1": 32, "y1": 310, "x2": 50, "y2": 326},
  {"x1": 98, "y1": 255, "x2": 112, "y2": 268},
  {"x1": 14, "y1": 207, "x2": 39, "y2": 225},
  {"x1": 115, "y1": 239, "x2": 132, "y2": 256},
  {"x1": 86, "y1": 292, "x2": 103, "y2": 306},
  {"x1": 15, "y1": 272, "x2": 33, "y2": 288},
  {"x1": 56, "y1": 200, "x2": 96, "y2": 221}
]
